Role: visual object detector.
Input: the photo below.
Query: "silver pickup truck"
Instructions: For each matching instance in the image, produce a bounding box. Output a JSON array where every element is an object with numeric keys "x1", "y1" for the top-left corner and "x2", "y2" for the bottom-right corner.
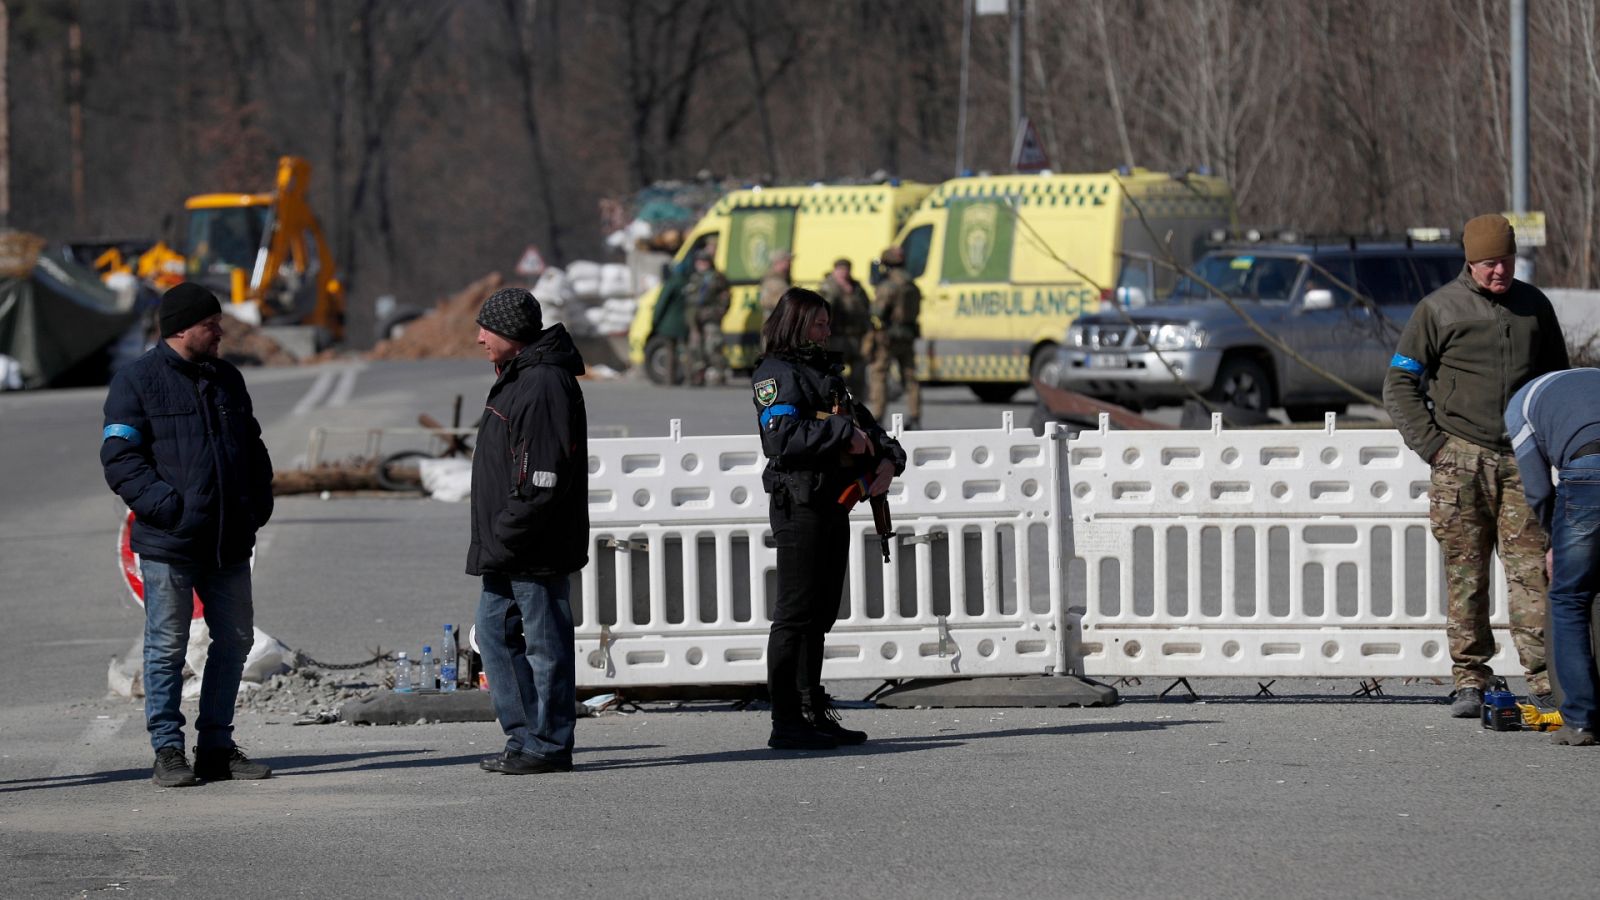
[{"x1": 1042, "y1": 241, "x2": 1465, "y2": 421}]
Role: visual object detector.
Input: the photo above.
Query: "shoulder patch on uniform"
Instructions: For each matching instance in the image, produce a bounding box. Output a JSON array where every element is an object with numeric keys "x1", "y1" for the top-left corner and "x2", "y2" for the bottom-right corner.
[{"x1": 755, "y1": 378, "x2": 778, "y2": 406}]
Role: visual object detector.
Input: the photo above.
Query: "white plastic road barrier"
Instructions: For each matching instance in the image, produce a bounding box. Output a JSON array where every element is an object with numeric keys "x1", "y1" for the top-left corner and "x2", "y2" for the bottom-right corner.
[
  {"x1": 1066, "y1": 414, "x2": 1522, "y2": 680},
  {"x1": 578, "y1": 414, "x2": 1065, "y2": 688}
]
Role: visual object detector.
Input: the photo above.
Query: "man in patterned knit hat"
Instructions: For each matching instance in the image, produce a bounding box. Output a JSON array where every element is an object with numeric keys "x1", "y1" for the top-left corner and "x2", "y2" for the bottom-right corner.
[{"x1": 467, "y1": 287, "x2": 590, "y2": 774}]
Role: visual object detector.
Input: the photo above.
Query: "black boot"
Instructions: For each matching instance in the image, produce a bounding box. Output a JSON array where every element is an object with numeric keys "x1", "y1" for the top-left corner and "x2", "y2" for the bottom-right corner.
[
  {"x1": 768, "y1": 718, "x2": 838, "y2": 751},
  {"x1": 805, "y1": 689, "x2": 867, "y2": 745},
  {"x1": 193, "y1": 746, "x2": 272, "y2": 781},
  {"x1": 151, "y1": 746, "x2": 199, "y2": 788}
]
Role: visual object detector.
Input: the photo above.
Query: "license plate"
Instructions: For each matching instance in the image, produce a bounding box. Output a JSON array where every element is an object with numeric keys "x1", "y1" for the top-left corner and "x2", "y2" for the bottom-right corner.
[{"x1": 1083, "y1": 353, "x2": 1126, "y2": 369}]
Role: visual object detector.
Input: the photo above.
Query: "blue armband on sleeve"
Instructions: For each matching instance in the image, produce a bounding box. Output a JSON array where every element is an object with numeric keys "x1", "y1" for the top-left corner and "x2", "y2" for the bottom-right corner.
[
  {"x1": 759, "y1": 404, "x2": 797, "y2": 429},
  {"x1": 103, "y1": 424, "x2": 142, "y2": 445},
  {"x1": 1389, "y1": 353, "x2": 1424, "y2": 375}
]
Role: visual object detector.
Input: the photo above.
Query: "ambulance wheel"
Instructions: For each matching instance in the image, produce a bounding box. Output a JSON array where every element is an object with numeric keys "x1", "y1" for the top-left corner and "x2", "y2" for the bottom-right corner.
[
  {"x1": 1029, "y1": 343, "x2": 1062, "y2": 388},
  {"x1": 643, "y1": 335, "x2": 683, "y2": 386}
]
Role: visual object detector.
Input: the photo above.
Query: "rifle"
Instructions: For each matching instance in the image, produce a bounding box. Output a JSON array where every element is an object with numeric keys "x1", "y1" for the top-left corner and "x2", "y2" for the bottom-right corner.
[
  {"x1": 821, "y1": 398, "x2": 894, "y2": 563},
  {"x1": 838, "y1": 477, "x2": 894, "y2": 563}
]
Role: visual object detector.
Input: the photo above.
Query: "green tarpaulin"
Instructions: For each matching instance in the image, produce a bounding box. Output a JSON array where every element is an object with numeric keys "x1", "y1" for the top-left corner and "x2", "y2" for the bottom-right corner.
[{"x1": 0, "y1": 248, "x2": 139, "y2": 389}]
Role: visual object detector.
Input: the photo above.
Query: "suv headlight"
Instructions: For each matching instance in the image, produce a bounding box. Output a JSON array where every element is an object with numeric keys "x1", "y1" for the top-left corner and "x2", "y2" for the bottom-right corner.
[
  {"x1": 1150, "y1": 323, "x2": 1204, "y2": 350},
  {"x1": 1067, "y1": 324, "x2": 1087, "y2": 347}
]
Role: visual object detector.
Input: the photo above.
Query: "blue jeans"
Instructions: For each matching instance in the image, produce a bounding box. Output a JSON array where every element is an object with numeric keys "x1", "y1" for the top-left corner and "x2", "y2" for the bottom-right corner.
[
  {"x1": 1550, "y1": 456, "x2": 1600, "y2": 730},
  {"x1": 141, "y1": 560, "x2": 254, "y2": 752},
  {"x1": 476, "y1": 574, "x2": 576, "y2": 764}
]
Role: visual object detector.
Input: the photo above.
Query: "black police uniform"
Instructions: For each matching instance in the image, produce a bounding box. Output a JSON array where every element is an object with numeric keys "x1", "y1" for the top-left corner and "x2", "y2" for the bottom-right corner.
[{"x1": 751, "y1": 346, "x2": 906, "y2": 731}]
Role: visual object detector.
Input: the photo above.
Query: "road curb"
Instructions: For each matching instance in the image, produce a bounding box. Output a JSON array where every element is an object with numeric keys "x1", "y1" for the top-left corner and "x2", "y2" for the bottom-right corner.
[{"x1": 342, "y1": 689, "x2": 496, "y2": 724}]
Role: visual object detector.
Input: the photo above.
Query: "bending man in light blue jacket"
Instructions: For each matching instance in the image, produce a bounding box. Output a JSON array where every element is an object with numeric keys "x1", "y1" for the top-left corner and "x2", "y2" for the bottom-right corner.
[{"x1": 1507, "y1": 367, "x2": 1600, "y2": 746}]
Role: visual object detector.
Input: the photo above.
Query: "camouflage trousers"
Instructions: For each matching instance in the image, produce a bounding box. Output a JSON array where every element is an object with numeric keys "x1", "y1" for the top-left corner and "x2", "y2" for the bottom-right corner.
[
  {"x1": 1430, "y1": 434, "x2": 1550, "y2": 694},
  {"x1": 683, "y1": 322, "x2": 723, "y2": 383},
  {"x1": 867, "y1": 337, "x2": 920, "y2": 423}
]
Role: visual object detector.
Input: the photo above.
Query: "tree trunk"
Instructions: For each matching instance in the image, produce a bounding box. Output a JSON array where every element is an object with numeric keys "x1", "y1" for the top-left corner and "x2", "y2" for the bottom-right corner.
[
  {"x1": 67, "y1": 11, "x2": 85, "y2": 232},
  {"x1": 1090, "y1": 0, "x2": 1135, "y2": 170},
  {"x1": 504, "y1": 0, "x2": 565, "y2": 263},
  {"x1": 0, "y1": 0, "x2": 9, "y2": 230},
  {"x1": 735, "y1": 6, "x2": 780, "y2": 179}
]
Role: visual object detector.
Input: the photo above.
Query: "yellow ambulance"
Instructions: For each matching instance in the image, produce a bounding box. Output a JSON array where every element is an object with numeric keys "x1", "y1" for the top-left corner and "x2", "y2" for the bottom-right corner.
[
  {"x1": 895, "y1": 168, "x2": 1234, "y2": 401},
  {"x1": 627, "y1": 181, "x2": 933, "y2": 382}
]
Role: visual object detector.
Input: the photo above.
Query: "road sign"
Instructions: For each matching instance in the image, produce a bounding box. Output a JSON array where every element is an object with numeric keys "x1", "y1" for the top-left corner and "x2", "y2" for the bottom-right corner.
[
  {"x1": 1011, "y1": 116, "x2": 1050, "y2": 173},
  {"x1": 515, "y1": 245, "x2": 547, "y2": 277},
  {"x1": 1502, "y1": 211, "x2": 1546, "y2": 247}
]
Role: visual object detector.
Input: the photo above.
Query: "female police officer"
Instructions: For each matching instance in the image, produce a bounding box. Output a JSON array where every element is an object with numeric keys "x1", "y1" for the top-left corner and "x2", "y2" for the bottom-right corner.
[{"x1": 751, "y1": 287, "x2": 906, "y2": 750}]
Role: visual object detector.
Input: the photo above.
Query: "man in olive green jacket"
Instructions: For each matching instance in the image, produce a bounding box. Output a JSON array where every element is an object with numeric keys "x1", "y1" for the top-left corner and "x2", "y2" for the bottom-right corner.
[{"x1": 1383, "y1": 214, "x2": 1568, "y2": 720}]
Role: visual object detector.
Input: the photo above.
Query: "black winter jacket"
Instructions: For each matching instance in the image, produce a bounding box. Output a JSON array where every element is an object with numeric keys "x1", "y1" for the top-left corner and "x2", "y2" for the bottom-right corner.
[
  {"x1": 751, "y1": 347, "x2": 906, "y2": 504},
  {"x1": 101, "y1": 341, "x2": 274, "y2": 567},
  {"x1": 467, "y1": 325, "x2": 590, "y2": 578}
]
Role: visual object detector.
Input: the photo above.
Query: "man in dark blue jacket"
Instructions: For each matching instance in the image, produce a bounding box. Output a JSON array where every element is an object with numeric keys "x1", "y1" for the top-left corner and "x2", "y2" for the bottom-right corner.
[
  {"x1": 1507, "y1": 367, "x2": 1600, "y2": 746},
  {"x1": 101, "y1": 283, "x2": 275, "y2": 787},
  {"x1": 467, "y1": 288, "x2": 589, "y2": 775}
]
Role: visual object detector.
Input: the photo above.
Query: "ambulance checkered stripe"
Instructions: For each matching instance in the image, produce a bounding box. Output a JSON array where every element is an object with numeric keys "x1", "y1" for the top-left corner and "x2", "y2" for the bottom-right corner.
[
  {"x1": 914, "y1": 352, "x2": 1030, "y2": 382},
  {"x1": 717, "y1": 189, "x2": 892, "y2": 216}
]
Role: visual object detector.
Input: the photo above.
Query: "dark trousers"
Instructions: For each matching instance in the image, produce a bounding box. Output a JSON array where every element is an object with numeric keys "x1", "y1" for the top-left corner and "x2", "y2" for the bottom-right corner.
[{"x1": 767, "y1": 495, "x2": 851, "y2": 722}]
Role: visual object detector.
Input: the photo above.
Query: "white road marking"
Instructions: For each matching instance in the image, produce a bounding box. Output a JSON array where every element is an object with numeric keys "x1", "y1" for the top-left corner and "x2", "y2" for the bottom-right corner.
[
  {"x1": 326, "y1": 364, "x2": 364, "y2": 408},
  {"x1": 50, "y1": 715, "x2": 129, "y2": 778},
  {"x1": 290, "y1": 369, "x2": 337, "y2": 417}
]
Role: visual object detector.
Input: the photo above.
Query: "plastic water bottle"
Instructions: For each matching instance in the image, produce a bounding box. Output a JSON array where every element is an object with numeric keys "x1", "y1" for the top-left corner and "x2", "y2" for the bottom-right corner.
[
  {"x1": 420, "y1": 645, "x2": 435, "y2": 692},
  {"x1": 393, "y1": 652, "x2": 413, "y2": 693},
  {"x1": 439, "y1": 625, "x2": 458, "y2": 693}
]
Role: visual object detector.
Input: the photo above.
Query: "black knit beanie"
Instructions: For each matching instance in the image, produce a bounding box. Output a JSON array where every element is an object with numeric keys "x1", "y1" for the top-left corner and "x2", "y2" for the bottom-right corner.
[
  {"x1": 159, "y1": 282, "x2": 223, "y2": 337},
  {"x1": 476, "y1": 288, "x2": 543, "y2": 342}
]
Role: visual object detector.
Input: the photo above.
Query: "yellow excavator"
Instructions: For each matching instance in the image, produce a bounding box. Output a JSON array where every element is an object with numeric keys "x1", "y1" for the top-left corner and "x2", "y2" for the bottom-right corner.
[{"x1": 89, "y1": 155, "x2": 346, "y2": 341}]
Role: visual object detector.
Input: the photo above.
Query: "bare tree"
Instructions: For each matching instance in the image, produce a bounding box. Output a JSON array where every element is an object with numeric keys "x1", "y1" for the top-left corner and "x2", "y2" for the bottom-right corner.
[
  {"x1": 729, "y1": 2, "x2": 803, "y2": 179},
  {"x1": 338, "y1": 1, "x2": 451, "y2": 290},
  {"x1": 502, "y1": 0, "x2": 564, "y2": 261},
  {"x1": 66, "y1": 0, "x2": 82, "y2": 230},
  {"x1": 1088, "y1": 0, "x2": 1134, "y2": 171},
  {"x1": 617, "y1": 0, "x2": 723, "y2": 187},
  {"x1": 1530, "y1": 0, "x2": 1600, "y2": 285},
  {"x1": 0, "y1": 0, "x2": 9, "y2": 230},
  {"x1": 11, "y1": 0, "x2": 1600, "y2": 322}
]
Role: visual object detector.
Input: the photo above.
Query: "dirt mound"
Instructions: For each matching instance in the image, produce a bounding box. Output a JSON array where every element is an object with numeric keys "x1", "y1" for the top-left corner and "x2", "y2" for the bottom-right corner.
[
  {"x1": 219, "y1": 315, "x2": 297, "y2": 366},
  {"x1": 368, "y1": 273, "x2": 503, "y2": 361}
]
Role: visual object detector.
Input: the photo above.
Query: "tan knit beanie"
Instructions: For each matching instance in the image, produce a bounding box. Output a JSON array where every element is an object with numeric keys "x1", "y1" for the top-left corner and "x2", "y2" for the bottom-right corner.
[{"x1": 1463, "y1": 214, "x2": 1516, "y2": 262}]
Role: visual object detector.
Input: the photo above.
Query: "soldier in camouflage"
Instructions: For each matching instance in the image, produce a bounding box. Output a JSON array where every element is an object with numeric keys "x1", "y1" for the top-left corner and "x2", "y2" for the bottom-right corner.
[
  {"x1": 867, "y1": 245, "x2": 922, "y2": 428},
  {"x1": 817, "y1": 258, "x2": 871, "y2": 397},
  {"x1": 682, "y1": 252, "x2": 731, "y2": 386},
  {"x1": 1382, "y1": 214, "x2": 1569, "y2": 719},
  {"x1": 757, "y1": 251, "x2": 793, "y2": 321}
]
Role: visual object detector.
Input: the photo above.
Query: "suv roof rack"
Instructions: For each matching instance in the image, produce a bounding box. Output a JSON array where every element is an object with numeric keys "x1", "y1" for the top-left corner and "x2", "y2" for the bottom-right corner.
[{"x1": 1208, "y1": 227, "x2": 1459, "y2": 252}]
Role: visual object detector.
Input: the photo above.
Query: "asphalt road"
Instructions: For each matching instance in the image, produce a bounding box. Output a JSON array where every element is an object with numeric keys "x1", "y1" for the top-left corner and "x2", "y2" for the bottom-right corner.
[{"x1": 1, "y1": 359, "x2": 1590, "y2": 899}]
